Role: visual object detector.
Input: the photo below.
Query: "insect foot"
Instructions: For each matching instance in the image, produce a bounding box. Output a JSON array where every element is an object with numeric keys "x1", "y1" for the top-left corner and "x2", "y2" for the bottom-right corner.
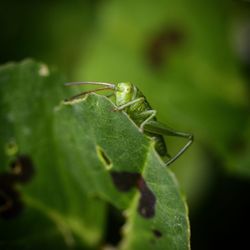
[
  {"x1": 111, "y1": 107, "x2": 119, "y2": 112},
  {"x1": 139, "y1": 126, "x2": 144, "y2": 133}
]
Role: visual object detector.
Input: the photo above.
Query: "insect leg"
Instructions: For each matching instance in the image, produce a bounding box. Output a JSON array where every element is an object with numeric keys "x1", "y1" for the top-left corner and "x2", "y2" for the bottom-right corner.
[
  {"x1": 165, "y1": 132, "x2": 193, "y2": 166},
  {"x1": 64, "y1": 87, "x2": 114, "y2": 102},
  {"x1": 138, "y1": 110, "x2": 157, "y2": 131},
  {"x1": 113, "y1": 97, "x2": 144, "y2": 111},
  {"x1": 144, "y1": 121, "x2": 193, "y2": 166}
]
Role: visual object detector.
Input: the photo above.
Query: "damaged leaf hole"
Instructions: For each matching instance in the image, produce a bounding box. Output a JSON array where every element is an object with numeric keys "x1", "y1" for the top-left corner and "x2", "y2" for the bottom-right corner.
[
  {"x1": 110, "y1": 171, "x2": 140, "y2": 192},
  {"x1": 0, "y1": 155, "x2": 35, "y2": 219},
  {"x1": 96, "y1": 146, "x2": 112, "y2": 170},
  {"x1": 111, "y1": 171, "x2": 156, "y2": 218},
  {"x1": 153, "y1": 229, "x2": 163, "y2": 238},
  {"x1": 150, "y1": 229, "x2": 163, "y2": 245}
]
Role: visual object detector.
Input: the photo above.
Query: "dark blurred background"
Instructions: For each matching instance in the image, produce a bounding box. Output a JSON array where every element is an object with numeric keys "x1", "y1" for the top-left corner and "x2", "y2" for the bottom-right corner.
[{"x1": 1, "y1": 0, "x2": 250, "y2": 249}]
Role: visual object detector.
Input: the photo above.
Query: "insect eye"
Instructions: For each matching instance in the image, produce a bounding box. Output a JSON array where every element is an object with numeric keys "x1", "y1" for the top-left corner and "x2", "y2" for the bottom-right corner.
[{"x1": 126, "y1": 87, "x2": 131, "y2": 93}]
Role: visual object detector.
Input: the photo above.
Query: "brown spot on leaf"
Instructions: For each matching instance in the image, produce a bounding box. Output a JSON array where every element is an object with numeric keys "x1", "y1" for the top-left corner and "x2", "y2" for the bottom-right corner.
[
  {"x1": 10, "y1": 155, "x2": 35, "y2": 183},
  {"x1": 0, "y1": 184, "x2": 23, "y2": 219},
  {"x1": 111, "y1": 171, "x2": 156, "y2": 218},
  {"x1": 136, "y1": 177, "x2": 156, "y2": 218},
  {"x1": 111, "y1": 171, "x2": 140, "y2": 192},
  {"x1": 0, "y1": 173, "x2": 18, "y2": 187},
  {"x1": 152, "y1": 229, "x2": 163, "y2": 238},
  {"x1": 0, "y1": 155, "x2": 35, "y2": 219}
]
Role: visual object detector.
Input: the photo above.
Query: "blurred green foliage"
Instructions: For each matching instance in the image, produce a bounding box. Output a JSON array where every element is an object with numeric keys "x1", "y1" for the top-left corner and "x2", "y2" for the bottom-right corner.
[{"x1": 0, "y1": 0, "x2": 250, "y2": 249}]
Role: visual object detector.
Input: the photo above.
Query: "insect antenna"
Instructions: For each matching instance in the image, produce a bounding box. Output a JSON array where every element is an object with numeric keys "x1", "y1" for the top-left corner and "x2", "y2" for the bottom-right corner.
[
  {"x1": 65, "y1": 81, "x2": 115, "y2": 89},
  {"x1": 64, "y1": 87, "x2": 114, "y2": 102},
  {"x1": 64, "y1": 81, "x2": 116, "y2": 101}
]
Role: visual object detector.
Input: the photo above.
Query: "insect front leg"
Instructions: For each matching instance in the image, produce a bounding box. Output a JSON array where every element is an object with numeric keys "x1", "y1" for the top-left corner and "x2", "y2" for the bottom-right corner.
[
  {"x1": 113, "y1": 97, "x2": 144, "y2": 111},
  {"x1": 144, "y1": 121, "x2": 193, "y2": 166}
]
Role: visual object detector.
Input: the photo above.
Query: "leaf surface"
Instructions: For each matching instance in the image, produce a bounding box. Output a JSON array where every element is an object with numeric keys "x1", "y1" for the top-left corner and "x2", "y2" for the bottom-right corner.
[
  {"x1": 0, "y1": 60, "x2": 106, "y2": 249},
  {"x1": 56, "y1": 93, "x2": 190, "y2": 250}
]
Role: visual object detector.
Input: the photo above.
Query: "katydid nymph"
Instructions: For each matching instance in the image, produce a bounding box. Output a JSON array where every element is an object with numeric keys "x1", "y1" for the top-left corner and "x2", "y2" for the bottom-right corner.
[{"x1": 65, "y1": 81, "x2": 193, "y2": 166}]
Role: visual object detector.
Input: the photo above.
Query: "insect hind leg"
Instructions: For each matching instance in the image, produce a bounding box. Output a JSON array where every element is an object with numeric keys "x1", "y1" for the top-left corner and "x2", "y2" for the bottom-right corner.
[
  {"x1": 144, "y1": 121, "x2": 193, "y2": 166},
  {"x1": 165, "y1": 133, "x2": 193, "y2": 166}
]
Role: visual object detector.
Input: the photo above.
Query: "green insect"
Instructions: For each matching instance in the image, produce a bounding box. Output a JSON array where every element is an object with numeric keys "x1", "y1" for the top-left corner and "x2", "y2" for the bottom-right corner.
[{"x1": 65, "y1": 81, "x2": 193, "y2": 166}]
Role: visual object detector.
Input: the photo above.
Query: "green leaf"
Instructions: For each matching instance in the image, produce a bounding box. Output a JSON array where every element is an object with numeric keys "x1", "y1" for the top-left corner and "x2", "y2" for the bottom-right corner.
[
  {"x1": 56, "y1": 94, "x2": 190, "y2": 249},
  {"x1": 0, "y1": 60, "x2": 106, "y2": 249}
]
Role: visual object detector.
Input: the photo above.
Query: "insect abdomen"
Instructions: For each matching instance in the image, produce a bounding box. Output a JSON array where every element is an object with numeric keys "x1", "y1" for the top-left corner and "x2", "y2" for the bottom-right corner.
[{"x1": 146, "y1": 132, "x2": 167, "y2": 157}]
